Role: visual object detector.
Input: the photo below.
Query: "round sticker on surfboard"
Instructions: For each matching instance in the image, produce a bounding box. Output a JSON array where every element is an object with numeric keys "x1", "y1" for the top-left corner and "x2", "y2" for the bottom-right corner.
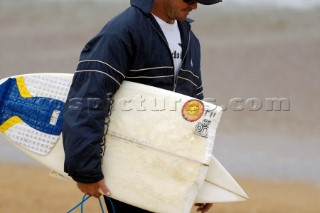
[{"x1": 182, "y1": 100, "x2": 204, "y2": 122}]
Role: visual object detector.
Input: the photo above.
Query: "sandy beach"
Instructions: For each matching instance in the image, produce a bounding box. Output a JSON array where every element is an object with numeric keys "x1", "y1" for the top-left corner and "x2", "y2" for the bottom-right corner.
[
  {"x1": 1, "y1": 0, "x2": 320, "y2": 212},
  {"x1": 1, "y1": 163, "x2": 320, "y2": 213}
]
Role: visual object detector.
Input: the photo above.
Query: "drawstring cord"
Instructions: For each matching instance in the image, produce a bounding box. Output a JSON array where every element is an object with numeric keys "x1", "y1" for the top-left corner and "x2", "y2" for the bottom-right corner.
[
  {"x1": 67, "y1": 194, "x2": 115, "y2": 213},
  {"x1": 67, "y1": 194, "x2": 91, "y2": 213}
]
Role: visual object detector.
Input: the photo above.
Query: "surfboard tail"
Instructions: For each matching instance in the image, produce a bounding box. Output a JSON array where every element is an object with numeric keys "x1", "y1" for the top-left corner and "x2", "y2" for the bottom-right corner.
[{"x1": 195, "y1": 156, "x2": 249, "y2": 203}]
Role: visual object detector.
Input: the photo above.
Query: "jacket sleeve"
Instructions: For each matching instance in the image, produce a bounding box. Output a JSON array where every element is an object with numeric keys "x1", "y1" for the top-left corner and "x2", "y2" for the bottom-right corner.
[{"x1": 62, "y1": 31, "x2": 132, "y2": 183}]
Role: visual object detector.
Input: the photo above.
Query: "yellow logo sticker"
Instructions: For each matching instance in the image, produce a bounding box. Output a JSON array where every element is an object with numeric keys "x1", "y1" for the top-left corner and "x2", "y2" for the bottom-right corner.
[{"x1": 182, "y1": 100, "x2": 204, "y2": 122}]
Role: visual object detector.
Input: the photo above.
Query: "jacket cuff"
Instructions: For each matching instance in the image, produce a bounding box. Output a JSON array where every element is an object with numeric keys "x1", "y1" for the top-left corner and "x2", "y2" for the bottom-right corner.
[{"x1": 71, "y1": 173, "x2": 104, "y2": 184}]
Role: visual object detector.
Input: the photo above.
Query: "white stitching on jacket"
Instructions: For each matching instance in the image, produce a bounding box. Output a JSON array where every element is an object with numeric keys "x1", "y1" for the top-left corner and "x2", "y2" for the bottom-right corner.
[
  {"x1": 79, "y1": 60, "x2": 125, "y2": 78},
  {"x1": 180, "y1": 69, "x2": 200, "y2": 79},
  {"x1": 178, "y1": 76, "x2": 197, "y2": 87},
  {"x1": 129, "y1": 66, "x2": 173, "y2": 72},
  {"x1": 126, "y1": 75, "x2": 174, "y2": 79},
  {"x1": 75, "y1": 70, "x2": 121, "y2": 86}
]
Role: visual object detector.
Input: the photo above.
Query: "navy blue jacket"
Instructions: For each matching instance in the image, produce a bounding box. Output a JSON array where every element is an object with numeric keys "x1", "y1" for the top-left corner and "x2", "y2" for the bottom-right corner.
[{"x1": 63, "y1": 0, "x2": 204, "y2": 183}]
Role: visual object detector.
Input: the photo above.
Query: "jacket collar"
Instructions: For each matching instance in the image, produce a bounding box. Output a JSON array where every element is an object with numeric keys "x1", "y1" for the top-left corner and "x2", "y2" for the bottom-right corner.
[
  {"x1": 130, "y1": 0, "x2": 155, "y2": 14},
  {"x1": 131, "y1": 0, "x2": 193, "y2": 67}
]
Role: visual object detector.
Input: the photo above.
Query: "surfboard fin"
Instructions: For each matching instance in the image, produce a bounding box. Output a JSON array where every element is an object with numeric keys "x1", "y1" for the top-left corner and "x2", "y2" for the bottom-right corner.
[{"x1": 195, "y1": 156, "x2": 249, "y2": 203}]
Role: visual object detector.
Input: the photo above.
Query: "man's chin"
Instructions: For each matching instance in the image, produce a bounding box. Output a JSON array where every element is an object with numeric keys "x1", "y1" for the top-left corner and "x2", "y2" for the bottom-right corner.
[{"x1": 176, "y1": 16, "x2": 188, "y2": 21}]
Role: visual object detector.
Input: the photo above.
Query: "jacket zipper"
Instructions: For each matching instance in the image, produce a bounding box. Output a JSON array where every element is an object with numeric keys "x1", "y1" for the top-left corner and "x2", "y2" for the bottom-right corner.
[
  {"x1": 149, "y1": 18, "x2": 191, "y2": 91},
  {"x1": 148, "y1": 18, "x2": 174, "y2": 70},
  {"x1": 174, "y1": 31, "x2": 191, "y2": 92}
]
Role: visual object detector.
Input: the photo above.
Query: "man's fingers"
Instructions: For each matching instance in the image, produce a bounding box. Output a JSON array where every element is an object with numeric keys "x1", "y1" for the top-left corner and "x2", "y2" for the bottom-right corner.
[
  {"x1": 195, "y1": 203, "x2": 213, "y2": 213},
  {"x1": 92, "y1": 191, "x2": 102, "y2": 198},
  {"x1": 98, "y1": 179, "x2": 111, "y2": 196},
  {"x1": 77, "y1": 182, "x2": 102, "y2": 198},
  {"x1": 76, "y1": 180, "x2": 111, "y2": 198}
]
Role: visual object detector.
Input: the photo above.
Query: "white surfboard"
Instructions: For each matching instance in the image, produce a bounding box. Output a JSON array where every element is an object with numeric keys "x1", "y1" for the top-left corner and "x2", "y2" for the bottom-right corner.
[{"x1": 0, "y1": 73, "x2": 248, "y2": 213}]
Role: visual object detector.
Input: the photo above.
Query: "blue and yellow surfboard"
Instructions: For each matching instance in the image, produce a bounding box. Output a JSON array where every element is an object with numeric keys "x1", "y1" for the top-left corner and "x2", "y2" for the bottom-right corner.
[{"x1": 0, "y1": 74, "x2": 70, "y2": 155}]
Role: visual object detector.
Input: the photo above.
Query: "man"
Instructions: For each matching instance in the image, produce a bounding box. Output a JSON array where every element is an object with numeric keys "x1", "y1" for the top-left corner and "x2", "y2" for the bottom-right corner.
[{"x1": 63, "y1": 0, "x2": 221, "y2": 212}]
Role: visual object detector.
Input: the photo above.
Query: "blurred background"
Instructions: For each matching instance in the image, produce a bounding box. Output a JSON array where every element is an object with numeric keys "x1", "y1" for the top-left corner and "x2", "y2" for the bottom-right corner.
[{"x1": 0, "y1": 0, "x2": 319, "y2": 212}]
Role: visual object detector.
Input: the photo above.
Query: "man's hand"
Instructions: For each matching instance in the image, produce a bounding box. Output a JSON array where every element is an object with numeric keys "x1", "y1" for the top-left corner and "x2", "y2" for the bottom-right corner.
[
  {"x1": 77, "y1": 178, "x2": 111, "y2": 198},
  {"x1": 195, "y1": 203, "x2": 213, "y2": 213}
]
